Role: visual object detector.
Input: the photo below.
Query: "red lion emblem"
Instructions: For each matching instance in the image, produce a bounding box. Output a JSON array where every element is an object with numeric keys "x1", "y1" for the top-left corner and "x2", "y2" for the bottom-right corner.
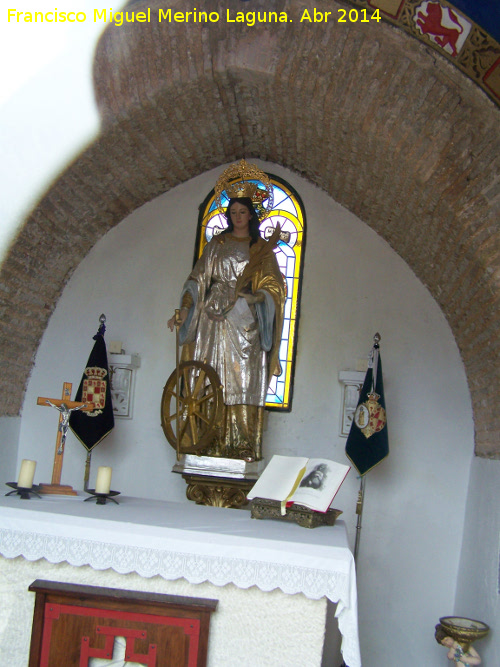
[{"x1": 416, "y1": 2, "x2": 463, "y2": 57}]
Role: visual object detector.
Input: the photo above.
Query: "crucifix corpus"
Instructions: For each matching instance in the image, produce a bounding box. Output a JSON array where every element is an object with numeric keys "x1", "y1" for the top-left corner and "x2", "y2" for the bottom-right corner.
[{"x1": 36, "y1": 381, "x2": 95, "y2": 495}]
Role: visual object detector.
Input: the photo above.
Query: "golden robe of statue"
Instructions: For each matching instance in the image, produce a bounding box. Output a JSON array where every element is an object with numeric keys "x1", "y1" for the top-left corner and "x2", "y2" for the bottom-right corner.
[{"x1": 178, "y1": 231, "x2": 285, "y2": 461}]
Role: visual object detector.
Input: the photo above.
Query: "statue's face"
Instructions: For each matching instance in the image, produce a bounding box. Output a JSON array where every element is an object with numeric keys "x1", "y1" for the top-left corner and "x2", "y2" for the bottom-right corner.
[{"x1": 229, "y1": 203, "x2": 251, "y2": 236}]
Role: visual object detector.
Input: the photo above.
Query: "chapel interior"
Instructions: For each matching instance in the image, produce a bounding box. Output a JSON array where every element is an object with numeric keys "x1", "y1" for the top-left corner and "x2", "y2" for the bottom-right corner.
[{"x1": 0, "y1": 1, "x2": 499, "y2": 665}]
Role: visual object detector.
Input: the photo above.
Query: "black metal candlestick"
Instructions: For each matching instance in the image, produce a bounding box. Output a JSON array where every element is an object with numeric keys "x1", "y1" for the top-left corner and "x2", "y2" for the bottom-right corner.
[
  {"x1": 5, "y1": 482, "x2": 41, "y2": 499},
  {"x1": 84, "y1": 489, "x2": 120, "y2": 505}
]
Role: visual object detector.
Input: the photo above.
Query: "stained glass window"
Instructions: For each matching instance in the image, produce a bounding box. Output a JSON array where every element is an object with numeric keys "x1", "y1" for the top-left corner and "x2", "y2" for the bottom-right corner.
[{"x1": 195, "y1": 174, "x2": 306, "y2": 411}]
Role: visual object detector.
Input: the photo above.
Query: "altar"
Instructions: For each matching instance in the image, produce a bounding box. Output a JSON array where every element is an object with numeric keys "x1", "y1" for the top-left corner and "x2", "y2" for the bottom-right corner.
[{"x1": 0, "y1": 494, "x2": 361, "y2": 667}]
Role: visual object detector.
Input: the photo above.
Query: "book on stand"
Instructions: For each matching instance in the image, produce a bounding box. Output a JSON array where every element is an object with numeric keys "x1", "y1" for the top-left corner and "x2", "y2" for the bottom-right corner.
[{"x1": 247, "y1": 455, "x2": 350, "y2": 515}]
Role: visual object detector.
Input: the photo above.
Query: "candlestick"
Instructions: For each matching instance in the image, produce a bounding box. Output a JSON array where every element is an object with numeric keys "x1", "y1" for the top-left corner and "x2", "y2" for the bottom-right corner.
[
  {"x1": 18, "y1": 460, "x2": 37, "y2": 489},
  {"x1": 5, "y1": 482, "x2": 41, "y2": 499},
  {"x1": 95, "y1": 466, "x2": 112, "y2": 495},
  {"x1": 7, "y1": 459, "x2": 40, "y2": 498},
  {"x1": 84, "y1": 489, "x2": 120, "y2": 505}
]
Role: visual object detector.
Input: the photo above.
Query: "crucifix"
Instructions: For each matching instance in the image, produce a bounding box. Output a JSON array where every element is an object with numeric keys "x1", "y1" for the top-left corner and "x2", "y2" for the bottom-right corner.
[{"x1": 37, "y1": 381, "x2": 95, "y2": 495}]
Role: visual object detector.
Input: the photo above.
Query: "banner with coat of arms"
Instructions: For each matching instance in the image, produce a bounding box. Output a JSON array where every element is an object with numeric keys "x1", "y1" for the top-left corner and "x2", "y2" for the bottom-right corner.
[
  {"x1": 69, "y1": 320, "x2": 115, "y2": 451},
  {"x1": 345, "y1": 335, "x2": 389, "y2": 476}
]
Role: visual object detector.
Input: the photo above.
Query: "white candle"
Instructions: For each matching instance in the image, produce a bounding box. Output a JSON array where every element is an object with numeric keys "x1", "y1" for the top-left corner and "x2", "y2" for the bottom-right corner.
[
  {"x1": 95, "y1": 466, "x2": 112, "y2": 494},
  {"x1": 17, "y1": 460, "x2": 37, "y2": 489}
]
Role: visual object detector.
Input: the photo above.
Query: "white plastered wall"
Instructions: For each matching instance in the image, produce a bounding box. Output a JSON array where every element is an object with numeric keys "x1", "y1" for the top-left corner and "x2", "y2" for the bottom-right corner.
[
  {"x1": 0, "y1": 417, "x2": 21, "y2": 483},
  {"x1": 455, "y1": 457, "x2": 500, "y2": 666},
  {"x1": 16, "y1": 161, "x2": 475, "y2": 666}
]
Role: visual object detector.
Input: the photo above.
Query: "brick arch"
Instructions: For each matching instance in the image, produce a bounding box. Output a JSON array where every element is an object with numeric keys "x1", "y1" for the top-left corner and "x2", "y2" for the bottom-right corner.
[{"x1": 0, "y1": 1, "x2": 498, "y2": 456}]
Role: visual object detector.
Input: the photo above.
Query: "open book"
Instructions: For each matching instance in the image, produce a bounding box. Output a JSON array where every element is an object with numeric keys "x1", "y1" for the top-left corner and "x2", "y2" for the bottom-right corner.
[{"x1": 247, "y1": 455, "x2": 350, "y2": 514}]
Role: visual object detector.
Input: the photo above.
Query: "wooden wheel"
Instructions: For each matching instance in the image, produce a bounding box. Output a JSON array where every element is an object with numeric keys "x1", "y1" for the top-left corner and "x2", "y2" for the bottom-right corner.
[{"x1": 161, "y1": 360, "x2": 224, "y2": 455}]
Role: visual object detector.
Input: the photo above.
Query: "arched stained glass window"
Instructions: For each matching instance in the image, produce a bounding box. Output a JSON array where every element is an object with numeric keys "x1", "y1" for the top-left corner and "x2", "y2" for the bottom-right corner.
[{"x1": 195, "y1": 174, "x2": 306, "y2": 411}]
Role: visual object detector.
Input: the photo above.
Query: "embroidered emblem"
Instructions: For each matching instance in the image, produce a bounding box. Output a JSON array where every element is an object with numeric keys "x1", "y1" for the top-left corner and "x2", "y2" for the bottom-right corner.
[
  {"x1": 414, "y1": 1, "x2": 471, "y2": 57},
  {"x1": 354, "y1": 392, "x2": 387, "y2": 439},
  {"x1": 82, "y1": 366, "x2": 107, "y2": 417}
]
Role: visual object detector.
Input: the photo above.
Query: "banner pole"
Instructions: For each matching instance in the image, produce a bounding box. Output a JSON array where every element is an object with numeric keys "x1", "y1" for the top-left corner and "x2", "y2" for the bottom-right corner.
[
  {"x1": 84, "y1": 450, "x2": 92, "y2": 491},
  {"x1": 354, "y1": 475, "x2": 366, "y2": 563}
]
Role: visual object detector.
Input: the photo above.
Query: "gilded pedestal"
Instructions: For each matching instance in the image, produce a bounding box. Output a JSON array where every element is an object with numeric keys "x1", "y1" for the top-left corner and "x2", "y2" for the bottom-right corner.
[{"x1": 172, "y1": 455, "x2": 266, "y2": 509}]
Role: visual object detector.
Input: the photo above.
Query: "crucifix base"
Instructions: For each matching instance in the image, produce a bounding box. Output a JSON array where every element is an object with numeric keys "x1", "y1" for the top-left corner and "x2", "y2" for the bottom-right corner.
[{"x1": 38, "y1": 483, "x2": 77, "y2": 496}]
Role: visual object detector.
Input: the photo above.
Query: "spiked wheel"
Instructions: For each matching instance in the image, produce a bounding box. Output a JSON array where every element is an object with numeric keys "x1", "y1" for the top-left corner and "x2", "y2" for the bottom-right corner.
[{"x1": 161, "y1": 360, "x2": 224, "y2": 455}]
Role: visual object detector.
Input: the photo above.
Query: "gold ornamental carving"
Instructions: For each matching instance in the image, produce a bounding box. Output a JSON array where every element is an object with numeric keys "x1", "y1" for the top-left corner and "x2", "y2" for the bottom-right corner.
[
  {"x1": 214, "y1": 159, "x2": 274, "y2": 221},
  {"x1": 184, "y1": 475, "x2": 254, "y2": 508}
]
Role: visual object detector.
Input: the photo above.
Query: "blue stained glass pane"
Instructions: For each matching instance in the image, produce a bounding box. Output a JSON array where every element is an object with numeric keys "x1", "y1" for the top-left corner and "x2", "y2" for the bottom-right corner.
[
  {"x1": 275, "y1": 385, "x2": 285, "y2": 400},
  {"x1": 275, "y1": 255, "x2": 288, "y2": 275},
  {"x1": 278, "y1": 241, "x2": 295, "y2": 258},
  {"x1": 275, "y1": 197, "x2": 297, "y2": 217},
  {"x1": 282, "y1": 319, "x2": 290, "y2": 339},
  {"x1": 284, "y1": 259, "x2": 295, "y2": 286},
  {"x1": 272, "y1": 188, "x2": 288, "y2": 207}
]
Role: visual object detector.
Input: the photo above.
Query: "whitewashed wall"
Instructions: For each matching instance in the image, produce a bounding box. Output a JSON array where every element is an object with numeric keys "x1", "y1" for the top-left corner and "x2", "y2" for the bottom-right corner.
[
  {"x1": 455, "y1": 458, "x2": 500, "y2": 666},
  {"x1": 0, "y1": 417, "x2": 21, "y2": 483},
  {"x1": 16, "y1": 162, "x2": 476, "y2": 666}
]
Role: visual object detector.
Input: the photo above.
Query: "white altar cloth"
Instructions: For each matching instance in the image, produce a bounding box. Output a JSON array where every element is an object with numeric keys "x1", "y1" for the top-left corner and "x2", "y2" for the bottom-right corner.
[{"x1": 0, "y1": 494, "x2": 360, "y2": 667}]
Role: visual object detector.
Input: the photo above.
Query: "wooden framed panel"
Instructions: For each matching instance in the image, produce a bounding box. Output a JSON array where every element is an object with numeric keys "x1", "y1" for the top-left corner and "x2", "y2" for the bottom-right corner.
[{"x1": 28, "y1": 580, "x2": 218, "y2": 667}]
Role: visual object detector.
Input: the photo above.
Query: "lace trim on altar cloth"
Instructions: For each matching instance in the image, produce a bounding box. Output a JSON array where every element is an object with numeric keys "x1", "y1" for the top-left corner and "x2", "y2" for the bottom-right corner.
[
  {"x1": 0, "y1": 526, "x2": 348, "y2": 595},
  {"x1": 0, "y1": 526, "x2": 361, "y2": 667}
]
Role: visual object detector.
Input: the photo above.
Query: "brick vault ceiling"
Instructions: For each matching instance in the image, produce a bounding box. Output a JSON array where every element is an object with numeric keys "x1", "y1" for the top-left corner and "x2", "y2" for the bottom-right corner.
[{"x1": 1, "y1": 0, "x2": 498, "y2": 456}]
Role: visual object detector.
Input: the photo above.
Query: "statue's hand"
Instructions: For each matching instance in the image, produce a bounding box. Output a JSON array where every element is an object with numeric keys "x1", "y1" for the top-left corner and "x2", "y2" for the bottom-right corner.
[{"x1": 167, "y1": 308, "x2": 188, "y2": 331}]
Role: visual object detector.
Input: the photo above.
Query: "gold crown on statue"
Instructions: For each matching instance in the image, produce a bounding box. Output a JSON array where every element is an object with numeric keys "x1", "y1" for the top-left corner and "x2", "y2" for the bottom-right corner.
[
  {"x1": 84, "y1": 366, "x2": 108, "y2": 379},
  {"x1": 225, "y1": 180, "x2": 259, "y2": 200},
  {"x1": 214, "y1": 159, "x2": 274, "y2": 221}
]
